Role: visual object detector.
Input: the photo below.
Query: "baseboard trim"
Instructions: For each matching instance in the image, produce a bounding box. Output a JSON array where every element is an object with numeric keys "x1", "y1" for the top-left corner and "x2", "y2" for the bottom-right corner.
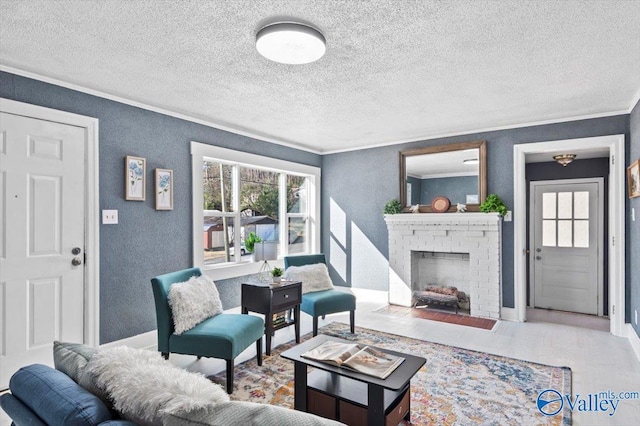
[
  {"x1": 350, "y1": 288, "x2": 387, "y2": 302},
  {"x1": 625, "y1": 324, "x2": 640, "y2": 363},
  {"x1": 99, "y1": 331, "x2": 157, "y2": 351},
  {"x1": 500, "y1": 307, "x2": 518, "y2": 322}
]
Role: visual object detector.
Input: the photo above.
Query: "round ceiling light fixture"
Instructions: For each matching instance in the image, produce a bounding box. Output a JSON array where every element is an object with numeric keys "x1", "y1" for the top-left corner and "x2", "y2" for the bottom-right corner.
[{"x1": 256, "y1": 22, "x2": 326, "y2": 64}]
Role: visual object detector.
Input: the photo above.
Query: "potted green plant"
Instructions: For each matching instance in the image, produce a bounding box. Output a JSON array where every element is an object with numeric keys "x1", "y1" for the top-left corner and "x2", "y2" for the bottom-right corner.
[
  {"x1": 244, "y1": 232, "x2": 262, "y2": 253},
  {"x1": 479, "y1": 193, "x2": 508, "y2": 217},
  {"x1": 384, "y1": 199, "x2": 403, "y2": 215},
  {"x1": 271, "y1": 267, "x2": 284, "y2": 284}
]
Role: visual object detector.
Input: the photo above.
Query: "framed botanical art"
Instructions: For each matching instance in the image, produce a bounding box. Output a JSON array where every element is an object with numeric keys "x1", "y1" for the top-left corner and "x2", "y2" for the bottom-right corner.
[
  {"x1": 628, "y1": 159, "x2": 640, "y2": 198},
  {"x1": 155, "y1": 168, "x2": 174, "y2": 210},
  {"x1": 125, "y1": 156, "x2": 146, "y2": 201}
]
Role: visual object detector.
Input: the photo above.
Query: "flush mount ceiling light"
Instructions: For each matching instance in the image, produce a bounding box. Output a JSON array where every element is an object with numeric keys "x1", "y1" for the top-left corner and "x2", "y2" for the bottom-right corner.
[
  {"x1": 256, "y1": 22, "x2": 326, "y2": 64},
  {"x1": 553, "y1": 154, "x2": 577, "y2": 167},
  {"x1": 463, "y1": 158, "x2": 479, "y2": 165}
]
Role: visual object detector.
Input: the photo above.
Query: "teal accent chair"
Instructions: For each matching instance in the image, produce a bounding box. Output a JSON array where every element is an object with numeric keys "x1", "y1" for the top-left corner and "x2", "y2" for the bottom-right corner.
[
  {"x1": 151, "y1": 267, "x2": 264, "y2": 394},
  {"x1": 284, "y1": 254, "x2": 355, "y2": 337}
]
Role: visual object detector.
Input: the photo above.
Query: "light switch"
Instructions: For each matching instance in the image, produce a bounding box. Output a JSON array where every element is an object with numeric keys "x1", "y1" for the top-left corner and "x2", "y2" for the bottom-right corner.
[
  {"x1": 504, "y1": 210, "x2": 512, "y2": 222},
  {"x1": 632, "y1": 207, "x2": 636, "y2": 222},
  {"x1": 102, "y1": 209, "x2": 118, "y2": 224}
]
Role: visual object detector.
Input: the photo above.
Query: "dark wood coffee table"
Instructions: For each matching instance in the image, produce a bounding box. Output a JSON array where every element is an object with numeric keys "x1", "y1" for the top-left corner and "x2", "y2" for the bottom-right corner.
[{"x1": 281, "y1": 334, "x2": 426, "y2": 426}]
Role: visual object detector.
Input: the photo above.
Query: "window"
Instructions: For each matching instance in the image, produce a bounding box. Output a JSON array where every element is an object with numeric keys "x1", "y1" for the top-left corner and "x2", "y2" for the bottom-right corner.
[
  {"x1": 542, "y1": 190, "x2": 589, "y2": 248},
  {"x1": 192, "y1": 142, "x2": 320, "y2": 270}
]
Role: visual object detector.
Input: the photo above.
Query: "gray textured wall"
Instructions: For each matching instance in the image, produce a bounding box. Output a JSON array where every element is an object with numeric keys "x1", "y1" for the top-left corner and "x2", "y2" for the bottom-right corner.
[
  {"x1": 630, "y1": 99, "x2": 640, "y2": 338},
  {"x1": 0, "y1": 71, "x2": 321, "y2": 344},
  {"x1": 322, "y1": 116, "x2": 630, "y2": 309},
  {"x1": 2, "y1": 70, "x2": 637, "y2": 341}
]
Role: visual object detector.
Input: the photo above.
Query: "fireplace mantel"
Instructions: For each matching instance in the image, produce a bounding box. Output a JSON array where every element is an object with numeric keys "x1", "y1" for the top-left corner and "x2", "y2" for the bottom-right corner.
[
  {"x1": 385, "y1": 212, "x2": 502, "y2": 319},
  {"x1": 384, "y1": 212, "x2": 501, "y2": 223}
]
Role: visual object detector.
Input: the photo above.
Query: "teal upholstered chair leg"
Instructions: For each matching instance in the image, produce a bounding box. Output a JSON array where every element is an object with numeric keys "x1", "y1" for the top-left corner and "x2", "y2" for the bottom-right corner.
[
  {"x1": 284, "y1": 254, "x2": 356, "y2": 337},
  {"x1": 151, "y1": 268, "x2": 264, "y2": 394}
]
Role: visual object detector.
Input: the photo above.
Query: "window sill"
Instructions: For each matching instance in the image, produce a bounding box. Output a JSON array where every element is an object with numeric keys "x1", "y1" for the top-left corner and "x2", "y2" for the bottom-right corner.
[{"x1": 201, "y1": 259, "x2": 286, "y2": 281}]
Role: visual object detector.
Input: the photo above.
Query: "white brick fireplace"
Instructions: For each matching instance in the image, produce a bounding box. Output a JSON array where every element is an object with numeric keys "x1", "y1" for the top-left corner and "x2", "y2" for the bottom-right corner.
[{"x1": 384, "y1": 213, "x2": 502, "y2": 319}]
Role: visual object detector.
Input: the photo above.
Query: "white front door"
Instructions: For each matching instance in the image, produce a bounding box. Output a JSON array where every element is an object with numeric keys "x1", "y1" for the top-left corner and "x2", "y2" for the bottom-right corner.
[
  {"x1": 0, "y1": 112, "x2": 86, "y2": 388},
  {"x1": 530, "y1": 179, "x2": 603, "y2": 315}
]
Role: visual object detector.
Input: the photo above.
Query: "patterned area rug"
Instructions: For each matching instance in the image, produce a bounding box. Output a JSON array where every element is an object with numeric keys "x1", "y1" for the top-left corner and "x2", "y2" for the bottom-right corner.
[{"x1": 210, "y1": 323, "x2": 571, "y2": 425}]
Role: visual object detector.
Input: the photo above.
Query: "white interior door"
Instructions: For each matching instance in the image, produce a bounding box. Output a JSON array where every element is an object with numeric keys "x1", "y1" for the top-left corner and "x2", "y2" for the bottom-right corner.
[
  {"x1": 0, "y1": 112, "x2": 86, "y2": 388},
  {"x1": 530, "y1": 179, "x2": 603, "y2": 315}
]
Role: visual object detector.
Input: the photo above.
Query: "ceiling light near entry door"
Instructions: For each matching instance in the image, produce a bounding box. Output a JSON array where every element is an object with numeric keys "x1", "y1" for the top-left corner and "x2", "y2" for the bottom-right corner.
[
  {"x1": 256, "y1": 22, "x2": 326, "y2": 64},
  {"x1": 553, "y1": 154, "x2": 577, "y2": 166}
]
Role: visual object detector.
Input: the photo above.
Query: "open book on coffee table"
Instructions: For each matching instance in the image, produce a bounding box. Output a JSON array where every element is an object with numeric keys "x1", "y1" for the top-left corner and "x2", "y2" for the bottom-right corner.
[{"x1": 301, "y1": 340, "x2": 405, "y2": 379}]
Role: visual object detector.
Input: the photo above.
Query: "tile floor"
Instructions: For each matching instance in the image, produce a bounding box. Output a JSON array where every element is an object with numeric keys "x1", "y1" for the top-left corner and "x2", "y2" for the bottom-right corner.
[{"x1": 2, "y1": 289, "x2": 639, "y2": 425}]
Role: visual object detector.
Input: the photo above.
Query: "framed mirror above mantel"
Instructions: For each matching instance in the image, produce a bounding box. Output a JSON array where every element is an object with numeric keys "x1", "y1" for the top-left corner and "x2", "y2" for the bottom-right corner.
[{"x1": 399, "y1": 140, "x2": 487, "y2": 212}]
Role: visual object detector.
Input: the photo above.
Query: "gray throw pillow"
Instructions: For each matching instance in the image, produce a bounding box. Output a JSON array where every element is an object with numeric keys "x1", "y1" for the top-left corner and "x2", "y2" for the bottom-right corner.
[
  {"x1": 53, "y1": 341, "x2": 111, "y2": 405},
  {"x1": 53, "y1": 341, "x2": 99, "y2": 382}
]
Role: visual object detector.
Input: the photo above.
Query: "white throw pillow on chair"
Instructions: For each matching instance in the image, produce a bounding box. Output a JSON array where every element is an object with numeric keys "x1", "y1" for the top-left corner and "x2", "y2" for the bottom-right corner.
[
  {"x1": 168, "y1": 275, "x2": 223, "y2": 335},
  {"x1": 283, "y1": 263, "x2": 335, "y2": 294}
]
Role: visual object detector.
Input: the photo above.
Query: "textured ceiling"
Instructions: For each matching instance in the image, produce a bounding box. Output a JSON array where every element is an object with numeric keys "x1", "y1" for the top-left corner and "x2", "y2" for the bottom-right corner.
[{"x1": 1, "y1": 0, "x2": 639, "y2": 153}]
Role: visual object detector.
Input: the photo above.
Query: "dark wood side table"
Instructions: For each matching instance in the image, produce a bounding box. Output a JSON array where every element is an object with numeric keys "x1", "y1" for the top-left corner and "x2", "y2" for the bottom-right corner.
[
  {"x1": 281, "y1": 334, "x2": 426, "y2": 426},
  {"x1": 241, "y1": 281, "x2": 301, "y2": 356}
]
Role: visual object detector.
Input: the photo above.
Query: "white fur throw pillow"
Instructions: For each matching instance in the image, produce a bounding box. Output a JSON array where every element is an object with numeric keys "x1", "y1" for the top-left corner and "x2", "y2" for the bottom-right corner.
[
  {"x1": 283, "y1": 263, "x2": 334, "y2": 294},
  {"x1": 84, "y1": 346, "x2": 229, "y2": 426},
  {"x1": 168, "y1": 275, "x2": 223, "y2": 334}
]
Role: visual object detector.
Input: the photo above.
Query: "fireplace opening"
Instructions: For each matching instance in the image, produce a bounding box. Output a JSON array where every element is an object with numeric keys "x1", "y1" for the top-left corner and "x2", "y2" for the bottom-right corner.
[{"x1": 411, "y1": 251, "x2": 470, "y2": 313}]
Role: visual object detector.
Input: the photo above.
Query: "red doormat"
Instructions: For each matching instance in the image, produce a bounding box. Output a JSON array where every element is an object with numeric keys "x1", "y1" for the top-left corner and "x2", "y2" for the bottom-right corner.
[{"x1": 375, "y1": 304, "x2": 496, "y2": 330}]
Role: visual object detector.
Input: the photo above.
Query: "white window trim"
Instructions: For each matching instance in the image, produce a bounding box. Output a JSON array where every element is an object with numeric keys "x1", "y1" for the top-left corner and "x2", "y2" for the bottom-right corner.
[{"x1": 191, "y1": 141, "x2": 321, "y2": 281}]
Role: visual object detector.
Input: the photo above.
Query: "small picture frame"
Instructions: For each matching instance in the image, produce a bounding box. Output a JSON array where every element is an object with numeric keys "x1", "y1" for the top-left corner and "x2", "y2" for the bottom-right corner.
[
  {"x1": 628, "y1": 159, "x2": 640, "y2": 199},
  {"x1": 466, "y1": 194, "x2": 479, "y2": 204},
  {"x1": 125, "y1": 156, "x2": 146, "y2": 201},
  {"x1": 155, "y1": 168, "x2": 174, "y2": 210}
]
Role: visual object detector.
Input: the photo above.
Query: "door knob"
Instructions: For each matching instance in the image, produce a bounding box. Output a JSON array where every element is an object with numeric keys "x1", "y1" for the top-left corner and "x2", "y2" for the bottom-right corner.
[
  {"x1": 72, "y1": 247, "x2": 81, "y2": 255},
  {"x1": 536, "y1": 248, "x2": 542, "y2": 253},
  {"x1": 536, "y1": 256, "x2": 542, "y2": 260},
  {"x1": 72, "y1": 257, "x2": 82, "y2": 266}
]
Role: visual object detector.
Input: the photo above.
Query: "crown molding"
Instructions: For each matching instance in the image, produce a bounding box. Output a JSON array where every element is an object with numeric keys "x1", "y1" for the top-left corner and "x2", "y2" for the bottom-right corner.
[
  {"x1": 2, "y1": 64, "x2": 637, "y2": 156},
  {"x1": 630, "y1": 86, "x2": 640, "y2": 113},
  {"x1": 0, "y1": 64, "x2": 322, "y2": 155},
  {"x1": 322, "y1": 109, "x2": 631, "y2": 155}
]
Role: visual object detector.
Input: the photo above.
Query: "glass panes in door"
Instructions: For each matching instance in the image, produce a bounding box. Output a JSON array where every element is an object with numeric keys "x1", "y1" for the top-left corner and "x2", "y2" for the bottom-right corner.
[{"x1": 541, "y1": 191, "x2": 589, "y2": 248}]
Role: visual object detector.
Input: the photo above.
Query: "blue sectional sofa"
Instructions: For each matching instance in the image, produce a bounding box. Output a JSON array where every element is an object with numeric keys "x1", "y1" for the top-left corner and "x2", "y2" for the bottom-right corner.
[
  {"x1": 0, "y1": 342, "x2": 343, "y2": 426},
  {"x1": 0, "y1": 364, "x2": 135, "y2": 426}
]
